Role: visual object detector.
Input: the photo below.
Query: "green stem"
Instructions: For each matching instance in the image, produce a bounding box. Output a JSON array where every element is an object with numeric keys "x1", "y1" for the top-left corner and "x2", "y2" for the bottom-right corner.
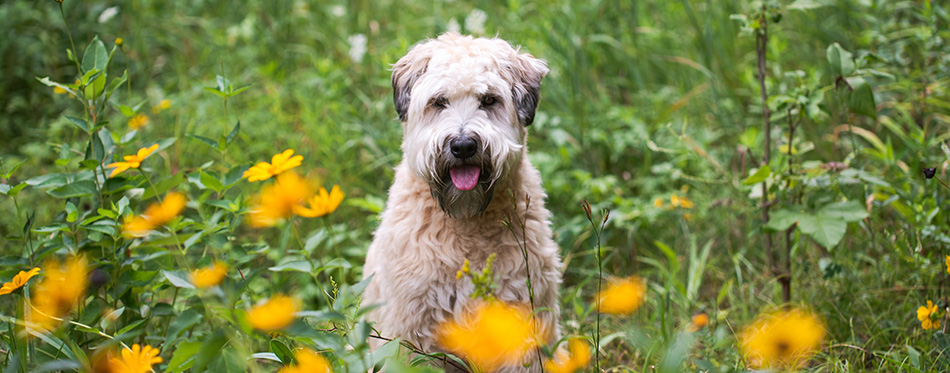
[{"x1": 59, "y1": 3, "x2": 82, "y2": 74}]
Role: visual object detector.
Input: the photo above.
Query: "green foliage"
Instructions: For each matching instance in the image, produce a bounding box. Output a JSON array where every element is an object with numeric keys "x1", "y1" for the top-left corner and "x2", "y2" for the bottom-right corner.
[{"x1": 1, "y1": 0, "x2": 950, "y2": 372}]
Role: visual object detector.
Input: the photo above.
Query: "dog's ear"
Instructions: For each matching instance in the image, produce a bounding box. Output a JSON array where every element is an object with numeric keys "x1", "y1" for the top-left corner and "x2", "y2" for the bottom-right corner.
[
  {"x1": 392, "y1": 44, "x2": 433, "y2": 122},
  {"x1": 510, "y1": 53, "x2": 549, "y2": 126}
]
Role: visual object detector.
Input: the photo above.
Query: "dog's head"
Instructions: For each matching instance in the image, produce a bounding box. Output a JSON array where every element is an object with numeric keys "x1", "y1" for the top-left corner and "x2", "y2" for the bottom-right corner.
[{"x1": 392, "y1": 33, "x2": 548, "y2": 218}]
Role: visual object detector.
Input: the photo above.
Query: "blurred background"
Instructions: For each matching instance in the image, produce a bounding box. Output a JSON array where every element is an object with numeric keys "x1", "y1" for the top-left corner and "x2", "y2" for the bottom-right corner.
[{"x1": 2, "y1": 0, "x2": 949, "y2": 370}]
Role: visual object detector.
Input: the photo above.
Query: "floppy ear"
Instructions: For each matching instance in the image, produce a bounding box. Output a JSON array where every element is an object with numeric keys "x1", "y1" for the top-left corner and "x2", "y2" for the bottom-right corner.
[
  {"x1": 509, "y1": 53, "x2": 549, "y2": 126},
  {"x1": 391, "y1": 43, "x2": 433, "y2": 122}
]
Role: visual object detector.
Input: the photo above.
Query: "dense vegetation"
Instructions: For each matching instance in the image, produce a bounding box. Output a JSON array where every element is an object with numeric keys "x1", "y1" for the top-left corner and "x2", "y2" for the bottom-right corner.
[{"x1": 1, "y1": 0, "x2": 949, "y2": 371}]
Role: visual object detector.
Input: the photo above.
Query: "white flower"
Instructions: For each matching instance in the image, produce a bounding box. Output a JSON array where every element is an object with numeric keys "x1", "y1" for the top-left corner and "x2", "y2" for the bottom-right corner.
[
  {"x1": 97, "y1": 6, "x2": 119, "y2": 23},
  {"x1": 446, "y1": 18, "x2": 461, "y2": 34},
  {"x1": 330, "y1": 5, "x2": 346, "y2": 17},
  {"x1": 464, "y1": 9, "x2": 487, "y2": 35},
  {"x1": 348, "y1": 34, "x2": 368, "y2": 63}
]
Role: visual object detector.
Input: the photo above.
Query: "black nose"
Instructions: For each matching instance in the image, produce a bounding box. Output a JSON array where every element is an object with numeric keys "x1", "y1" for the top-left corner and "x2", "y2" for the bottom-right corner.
[{"x1": 450, "y1": 137, "x2": 478, "y2": 159}]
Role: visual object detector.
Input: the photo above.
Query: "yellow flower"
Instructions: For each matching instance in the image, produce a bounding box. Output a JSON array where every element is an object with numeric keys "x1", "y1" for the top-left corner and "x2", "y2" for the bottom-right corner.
[
  {"x1": 190, "y1": 262, "x2": 227, "y2": 288},
  {"x1": 123, "y1": 192, "x2": 187, "y2": 237},
  {"x1": 0, "y1": 267, "x2": 40, "y2": 295},
  {"x1": 544, "y1": 338, "x2": 590, "y2": 373},
  {"x1": 249, "y1": 171, "x2": 315, "y2": 227},
  {"x1": 946, "y1": 255, "x2": 950, "y2": 276},
  {"x1": 739, "y1": 308, "x2": 826, "y2": 370},
  {"x1": 653, "y1": 197, "x2": 664, "y2": 208},
  {"x1": 596, "y1": 276, "x2": 646, "y2": 315},
  {"x1": 28, "y1": 256, "x2": 89, "y2": 332},
  {"x1": 243, "y1": 149, "x2": 304, "y2": 182},
  {"x1": 246, "y1": 295, "x2": 300, "y2": 331},
  {"x1": 670, "y1": 194, "x2": 694, "y2": 209},
  {"x1": 128, "y1": 114, "x2": 149, "y2": 130},
  {"x1": 293, "y1": 185, "x2": 344, "y2": 218},
  {"x1": 688, "y1": 313, "x2": 709, "y2": 332},
  {"x1": 436, "y1": 301, "x2": 541, "y2": 372},
  {"x1": 53, "y1": 86, "x2": 67, "y2": 95},
  {"x1": 109, "y1": 344, "x2": 162, "y2": 373},
  {"x1": 107, "y1": 144, "x2": 159, "y2": 177},
  {"x1": 115, "y1": 37, "x2": 123, "y2": 46},
  {"x1": 917, "y1": 300, "x2": 941, "y2": 330},
  {"x1": 277, "y1": 348, "x2": 333, "y2": 373},
  {"x1": 152, "y1": 99, "x2": 171, "y2": 114},
  {"x1": 684, "y1": 213, "x2": 693, "y2": 221}
]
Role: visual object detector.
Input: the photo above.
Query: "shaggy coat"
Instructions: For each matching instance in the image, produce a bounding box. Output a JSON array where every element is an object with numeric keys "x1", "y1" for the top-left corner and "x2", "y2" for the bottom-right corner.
[{"x1": 362, "y1": 33, "x2": 562, "y2": 372}]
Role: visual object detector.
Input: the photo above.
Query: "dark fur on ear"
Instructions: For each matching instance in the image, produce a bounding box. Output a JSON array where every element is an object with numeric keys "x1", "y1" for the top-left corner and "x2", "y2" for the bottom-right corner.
[
  {"x1": 509, "y1": 53, "x2": 549, "y2": 126},
  {"x1": 391, "y1": 44, "x2": 433, "y2": 122}
]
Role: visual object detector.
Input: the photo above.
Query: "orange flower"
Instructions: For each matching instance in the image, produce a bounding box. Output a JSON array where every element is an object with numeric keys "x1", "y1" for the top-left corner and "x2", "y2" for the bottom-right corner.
[
  {"x1": 107, "y1": 144, "x2": 159, "y2": 177},
  {"x1": 278, "y1": 348, "x2": 333, "y2": 373},
  {"x1": 739, "y1": 308, "x2": 825, "y2": 369},
  {"x1": 293, "y1": 185, "x2": 344, "y2": 218},
  {"x1": 596, "y1": 276, "x2": 647, "y2": 315},
  {"x1": 436, "y1": 301, "x2": 541, "y2": 372},
  {"x1": 243, "y1": 149, "x2": 304, "y2": 182},
  {"x1": 123, "y1": 192, "x2": 187, "y2": 237},
  {"x1": 190, "y1": 262, "x2": 227, "y2": 288},
  {"x1": 248, "y1": 171, "x2": 314, "y2": 227},
  {"x1": 688, "y1": 313, "x2": 709, "y2": 332},
  {"x1": 128, "y1": 114, "x2": 149, "y2": 130},
  {"x1": 544, "y1": 338, "x2": 590, "y2": 373},
  {"x1": 28, "y1": 256, "x2": 88, "y2": 332},
  {"x1": 0, "y1": 267, "x2": 40, "y2": 295},
  {"x1": 109, "y1": 344, "x2": 162, "y2": 373},
  {"x1": 246, "y1": 295, "x2": 300, "y2": 331}
]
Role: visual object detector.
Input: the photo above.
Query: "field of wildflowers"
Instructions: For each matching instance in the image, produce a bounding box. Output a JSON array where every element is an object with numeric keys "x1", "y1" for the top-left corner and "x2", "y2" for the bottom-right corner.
[{"x1": 1, "y1": 0, "x2": 950, "y2": 372}]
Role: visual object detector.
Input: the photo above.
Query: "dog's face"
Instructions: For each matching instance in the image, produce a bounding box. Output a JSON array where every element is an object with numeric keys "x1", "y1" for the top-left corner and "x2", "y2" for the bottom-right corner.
[{"x1": 392, "y1": 33, "x2": 548, "y2": 218}]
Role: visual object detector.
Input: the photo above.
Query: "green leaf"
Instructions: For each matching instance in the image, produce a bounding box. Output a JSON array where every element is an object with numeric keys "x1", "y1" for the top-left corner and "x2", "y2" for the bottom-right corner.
[
  {"x1": 165, "y1": 309, "x2": 203, "y2": 344},
  {"x1": 65, "y1": 116, "x2": 90, "y2": 133},
  {"x1": 826, "y1": 42, "x2": 854, "y2": 77},
  {"x1": 167, "y1": 341, "x2": 203, "y2": 373},
  {"x1": 141, "y1": 173, "x2": 185, "y2": 200},
  {"x1": 203, "y1": 87, "x2": 227, "y2": 98},
  {"x1": 162, "y1": 270, "x2": 196, "y2": 289},
  {"x1": 228, "y1": 84, "x2": 251, "y2": 97},
  {"x1": 845, "y1": 76, "x2": 877, "y2": 119},
  {"x1": 742, "y1": 165, "x2": 771, "y2": 185},
  {"x1": 199, "y1": 171, "x2": 224, "y2": 193},
  {"x1": 35, "y1": 77, "x2": 76, "y2": 97},
  {"x1": 819, "y1": 201, "x2": 869, "y2": 222},
  {"x1": 191, "y1": 331, "x2": 228, "y2": 372},
  {"x1": 0, "y1": 183, "x2": 27, "y2": 198},
  {"x1": 766, "y1": 208, "x2": 805, "y2": 231},
  {"x1": 268, "y1": 260, "x2": 312, "y2": 273},
  {"x1": 1, "y1": 160, "x2": 23, "y2": 179},
  {"x1": 105, "y1": 69, "x2": 128, "y2": 99},
  {"x1": 226, "y1": 121, "x2": 240, "y2": 145},
  {"x1": 188, "y1": 134, "x2": 218, "y2": 148},
  {"x1": 48, "y1": 180, "x2": 97, "y2": 198},
  {"x1": 798, "y1": 212, "x2": 847, "y2": 248},
  {"x1": 270, "y1": 340, "x2": 295, "y2": 364},
  {"x1": 81, "y1": 36, "x2": 109, "y2": 74}
]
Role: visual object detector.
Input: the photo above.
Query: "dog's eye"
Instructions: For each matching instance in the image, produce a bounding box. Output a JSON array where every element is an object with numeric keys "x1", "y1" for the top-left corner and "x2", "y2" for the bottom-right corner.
[
  {"x1": 480, "y1": 95, "x2": 497, "y2": 107},
  {"x1": 432, "y1": 96, "x2": 449, "y2": 109}
]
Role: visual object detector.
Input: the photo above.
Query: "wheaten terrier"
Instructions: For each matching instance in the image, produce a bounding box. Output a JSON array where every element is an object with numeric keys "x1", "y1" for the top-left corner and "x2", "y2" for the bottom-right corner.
[{"x1": 362, "y1": 33, "x2": 562, "y2": 372}]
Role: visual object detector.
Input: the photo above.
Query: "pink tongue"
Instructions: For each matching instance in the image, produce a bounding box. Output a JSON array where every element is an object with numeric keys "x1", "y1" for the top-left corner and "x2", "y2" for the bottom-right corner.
[{"x1": 449, "y1": 165, "x2": 481, "y2": 191}]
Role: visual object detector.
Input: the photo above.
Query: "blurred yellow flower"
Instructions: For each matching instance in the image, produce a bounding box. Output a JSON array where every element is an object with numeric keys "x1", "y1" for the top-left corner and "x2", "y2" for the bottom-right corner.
[
  {"x1": 688, "y1": 313, "x2": 709, "y2": 332},
  {"x1": 596, "y1": 276, "x2": 646, "y2": 315},
  {"x1": 249, "y1": 171, "x2": 314, "y2": 227},
  {"x1": 53, "y1": 86, "x2": 67, "y2": 95},
  {"x1": 544, "y1": 338, "x2": 590, "y2": 373},
  {"x1": 670, "y1": 194, "x2": 694, "y2": 209},
  {"x1": 739, "y1": 308, "x2": 826, "y2": 370},
  {"x1": 0, "y1": 267, "x2": 40, "y2": 295},
  {"x1": 152, "y1": 99, "x2": 171, "y2": 114},
  {"x1": 653, "y1": 197, "x2": 664, "y2": 208},
  {"x1": 293, "y1": 185, "x2": 344, "y2": 218},
  {"x1": 684, "y1": 213, "x2": 693, "y2": 221},
  {"x1": 190, "y1": 262, "x2": 227, "y2": 288},
  {"x1": 123, "y1": 192, "x2": 187, "y2": 237},
  {"x1": 243, "y1": 149, "x2": 304, "y2": 182},
  {"x1": 109, "y1": 344, "x2": 162, "y2": 373},
  {"x1": 946, "y1": 255, "x2": 950, "y2": 276},
  {"x1": 128, "y1": 114, "x2": 149, "y2": 130},
  {"x1": 115, "y1": 37, "x2": 123, "y2": 46},
  {"x1": 436, "y1": 301, "x2": 541, "y2": 372},
  {"x1": 917, "y1": 300, "x2": 941, "y2": 330},
  {"x1": 247, "y1": 295, "x2": 300, "y2": 331},
  {"x1": 107, "y1": 144, "x2": 159, "y2": 177},
  {"x1": 278, "y1": 348, "x2": 333, "y2": 373},
  {"x1": 28, "y1": 256, "x2": 89, "y2": 332}
]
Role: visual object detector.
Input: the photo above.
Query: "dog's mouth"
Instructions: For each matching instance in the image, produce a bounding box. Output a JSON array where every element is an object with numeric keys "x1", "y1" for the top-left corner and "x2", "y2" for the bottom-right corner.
[{"x1": 449, "y1": 165, "x2": 481, "y2": 191}]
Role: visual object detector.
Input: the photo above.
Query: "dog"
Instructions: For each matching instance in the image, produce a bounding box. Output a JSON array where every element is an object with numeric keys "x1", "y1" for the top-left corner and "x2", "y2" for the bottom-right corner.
[{"x1": 362, "y1": 33, "x2": 562, "y2": 372}]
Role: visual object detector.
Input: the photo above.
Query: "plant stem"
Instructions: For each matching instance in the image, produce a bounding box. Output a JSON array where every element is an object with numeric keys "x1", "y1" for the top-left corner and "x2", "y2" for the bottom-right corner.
[{"x1": 755, "y1": 5, "x2": 775, "y2": 283}]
